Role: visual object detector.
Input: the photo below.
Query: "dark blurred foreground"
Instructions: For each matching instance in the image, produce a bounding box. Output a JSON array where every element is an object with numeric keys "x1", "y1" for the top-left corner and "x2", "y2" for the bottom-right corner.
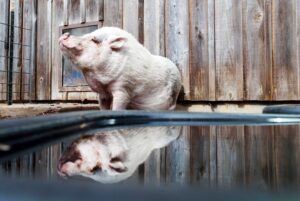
[{"x1": 0, "y1": 178, "x2": 299, "y2": 201}]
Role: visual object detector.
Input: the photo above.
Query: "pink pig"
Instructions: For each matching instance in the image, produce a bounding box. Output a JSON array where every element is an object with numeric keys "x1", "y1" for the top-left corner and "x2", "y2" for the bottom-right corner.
[
  {"x1": 57, "y1": 126, "x2": 181, "y2": 183},
  {"x1": 59, "y1": 27, "x2": 181, "y2": 110}
]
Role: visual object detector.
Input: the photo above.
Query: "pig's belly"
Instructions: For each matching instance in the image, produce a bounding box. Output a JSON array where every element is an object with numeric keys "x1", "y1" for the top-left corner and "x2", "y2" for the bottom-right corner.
[{"x1": 129, "y1": 93, "x2": 172, "y2": 110}]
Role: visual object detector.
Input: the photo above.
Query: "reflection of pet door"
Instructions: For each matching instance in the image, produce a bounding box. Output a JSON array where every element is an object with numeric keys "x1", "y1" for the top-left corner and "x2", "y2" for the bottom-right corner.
[{"x1": 59, "y1": 22, "x2": 102, "y2": 92}]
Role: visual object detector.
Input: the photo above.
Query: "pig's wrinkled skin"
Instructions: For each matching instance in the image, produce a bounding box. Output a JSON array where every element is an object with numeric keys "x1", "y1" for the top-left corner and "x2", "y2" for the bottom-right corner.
[
  {"x1": 59, "y1": 27, "x2": 181, "y2": 110},
  {"x1": 57, "y1": 127, "x2": 181, "y2": 183}
]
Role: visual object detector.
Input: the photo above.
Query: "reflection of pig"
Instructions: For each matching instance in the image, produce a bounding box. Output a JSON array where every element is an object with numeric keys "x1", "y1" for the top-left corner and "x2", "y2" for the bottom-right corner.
[
  {"x1": 57, "y1": 126, "x2": 181, "y2": 184},
  {"x1": 59, "y1": 27, "x2": 181, "y2": 110}
]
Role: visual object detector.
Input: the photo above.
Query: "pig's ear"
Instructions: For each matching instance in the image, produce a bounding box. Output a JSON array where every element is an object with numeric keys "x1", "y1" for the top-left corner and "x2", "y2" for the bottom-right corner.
[
  {"x1": 108, "y1": 36, "x2": 127, "y2": 50},
  {"x1": 91, "y1": 36, "x2": 101, "y2": 44}
]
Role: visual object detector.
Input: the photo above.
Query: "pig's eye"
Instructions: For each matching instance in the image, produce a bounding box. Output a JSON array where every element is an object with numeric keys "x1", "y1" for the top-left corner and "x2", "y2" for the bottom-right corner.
[
  {"x1": 91, "y1": 37, "x2": 100, "y2": 44},
  {"x1": 110, "y1": 157, "x2": 122, "y2": 163},
  {"x1": 109, "y1": 165, "x2": 127, "y2": 173}
]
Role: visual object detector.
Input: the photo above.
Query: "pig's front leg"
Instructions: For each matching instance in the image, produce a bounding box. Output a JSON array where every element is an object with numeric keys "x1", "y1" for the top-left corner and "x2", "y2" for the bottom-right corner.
[
  {"x1": 98, "y1": 94, "x2": 112, "y2": 110},
  {"x1": 111, "y1": 90, "x2": 130, "y2": 110}
]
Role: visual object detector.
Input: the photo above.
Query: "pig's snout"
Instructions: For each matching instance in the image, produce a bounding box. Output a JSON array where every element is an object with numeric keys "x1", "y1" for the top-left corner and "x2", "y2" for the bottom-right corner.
[
  {"x1": 57, "y1": 162, "x2": 67, "y2": 177},
  {"x1": 57, "y1": 148, "x2": 82, "y2": 177},
  {"x1": 59, "y1": 32, "x2": 70, "y2": 43},
  {"x1": 57, "y1": 160, "x2": 76, "y2": 177}
]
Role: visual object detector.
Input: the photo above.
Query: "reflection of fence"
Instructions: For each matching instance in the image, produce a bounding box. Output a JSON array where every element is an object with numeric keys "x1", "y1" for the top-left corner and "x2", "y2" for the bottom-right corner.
[{"x1": 0, "y1": 1, "x2": 33, "y2": 104}]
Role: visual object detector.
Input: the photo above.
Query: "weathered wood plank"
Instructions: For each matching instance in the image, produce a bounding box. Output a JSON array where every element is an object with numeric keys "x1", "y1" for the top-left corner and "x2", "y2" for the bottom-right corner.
[
  {"x1": 36, "y1": 0, "x2": 51, "y2": 100},
  {"x1": 144, "y1": 150, "x2": 161, "y2": 185},
  {"x1": 272, "y1": 0, "x2": 298, "y2": 100},
  {"x1": 50, "y1": 144, "x2": 62, "y2": 178},
  {"x1": 243, "y1": 0, "x2": 272, "y2": 100},
  {"x1": 244, "y1": 126, "x2": 275, "y2": 189},
  {"x1": 11, "y1": 0, "x2": 23, "y2": 101},
  {"x1": 298, "y1": 0, "x2": 300, "y2": 99},
  {"x1": 10, "y1": 158, "x2": 20, "y2": 178},
  {"x1": 51, "y1": 0, "x2": 64, "y2": 100},
  {"x1": 189, "y1": 0, "x2": 215, "y2": 101},
  {"x1": 144, "y1": 0, "x2": 164, "y2": 55},
  {"x1": 68, "y1": 0, "x2": 80, "y2": 24},
  {"x1": 166, "y1": 126, "x2": 190, "y2": 184},
  {"x1": 217, "y1": 126, "x2": 245, "y2": 188},
  {"x1": 85, "y1": 0, "x2": 99, "y2": 22},
  {"x1": 22, "y1": 0, "x2": 33, "y2": 101},
  {"x1": 80, "y1": 0, "x2": 86, "y2": 23},
  {"x1": 99, "y1": 0, "x2": 104, "y2": 21},
  {"x1": 215, "y1": 0, "x2": 243, "y2": 100},
  {"x1": 190, "y1": 126, "x2": 217, "y2": 187},
  {"x1": 209, "y1": 126, "x2": 217, "y2": 187},
  {"x1": 63, "y1": 0, "x2": 68, "y2": 26},
  {"x1": 123, "y1": 0, "x2": 139, "y2": 38},
  {"x1": 207, "y1": 1, "x2": 215, "y2": 101},
  {"x1": 19, "y1": 154, "x2": 33, "y2": 178},
  {"x1": 138, "y1": 0, "x2": 144, "y2": 44},
  {"x1": 29, "y1": 0, "x2": 37, "y2": 101},
  {"x1": 103, "y1": 0, "x2": 122, "y2": 27},
  {"x1": 165, "y1": 0, "x2": 190, "y2": 184},
  {"x1": 0, "y1": 0, "x2": 9, "y2": 101},
  {"x1": 165, "y1": 0, "x2": 190, "y2": 100},
  {"x1": 273, "y1": 126, "x2": 300, "y2": 189},
  {"x1": 190, "y1": 126, "x2": 216, "y2": 187},
  {"x1": 34, "y1": 148, "x2": 50, "y2": 179}
]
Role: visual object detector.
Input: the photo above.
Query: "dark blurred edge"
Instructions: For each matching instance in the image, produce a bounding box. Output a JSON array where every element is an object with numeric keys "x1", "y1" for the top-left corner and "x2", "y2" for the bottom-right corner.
[
  {"x1": 263, "y1": 105, "x2": 300, "y2": 114},
  {"x1": 0, "y1": 178, "x2": 299, "y2": 201}
]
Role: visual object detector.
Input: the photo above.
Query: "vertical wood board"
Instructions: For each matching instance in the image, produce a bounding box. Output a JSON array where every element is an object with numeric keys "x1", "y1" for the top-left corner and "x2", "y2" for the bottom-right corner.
[
  {"x1": 215, "y1": 0, "x2": 243, "y2": 100},
  {"x1": 165, "y1": 0, "x2": 190, "y2": 100},
  {"x1": 189, "y1": 0, "x2": 215, "y2": 101},
  {"x1": 36, "y1": 0, "x2": 51, "y2": 100},
  {"x1": 242, "y1": 0, "x2": 272, "y2": 100},
  {"x1": 272, "y1": 0, "x2": 298, "y2": 100}
]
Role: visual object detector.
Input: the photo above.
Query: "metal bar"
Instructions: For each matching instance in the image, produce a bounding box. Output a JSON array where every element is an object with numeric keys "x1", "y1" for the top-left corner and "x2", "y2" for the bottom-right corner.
[
  {"x1": 0, "y1": 83, "x2": 29, "y2": 85},
  {"x1": 0, "y1": 40, "x2": 30, "y2": 47},
  {"x1": 28, "y1": 13, "x2": 33, "y2": 103},
  {"x1": 6, "y1": 6, "x2": 13, "y2": 105},
  {"x1": 19, "y1": 1, "x2": 25, "y2": 101},
  {"x1": 0, "y1": 92, "x2": 29, "y2": 94},
  {"x1": 0, "y1": 55, "x2": 31, "y2": 61},
  {"x1": 0, "y1": 22, "x2": 31, "y2": 31},
  {"x1": 263, "y1": 105, "x2": 300, "y2": 114},
  {"x1": 2, "y1": 0, "x2": 10, "y2": 104},
  {"x1": 0, "y1": 70, "x2": 31, "y2": 74},
  {"x1": 1, "y1": 110, "x2": 300, "y2": 161}
]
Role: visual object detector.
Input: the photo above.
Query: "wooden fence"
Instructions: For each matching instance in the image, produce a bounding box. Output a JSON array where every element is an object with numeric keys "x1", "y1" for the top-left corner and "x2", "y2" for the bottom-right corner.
[
  {"x1": 1, "y1": 0, "x2": 300, "y2": 102},
  {"x1": 34, "y1": 0, "x2": 300, "y2": 102}
]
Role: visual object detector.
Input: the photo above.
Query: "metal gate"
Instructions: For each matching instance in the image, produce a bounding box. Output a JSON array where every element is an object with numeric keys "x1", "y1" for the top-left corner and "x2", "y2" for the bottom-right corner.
[{"x1": 0, "y1": 0, "x2": 36, "y2": 104}]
